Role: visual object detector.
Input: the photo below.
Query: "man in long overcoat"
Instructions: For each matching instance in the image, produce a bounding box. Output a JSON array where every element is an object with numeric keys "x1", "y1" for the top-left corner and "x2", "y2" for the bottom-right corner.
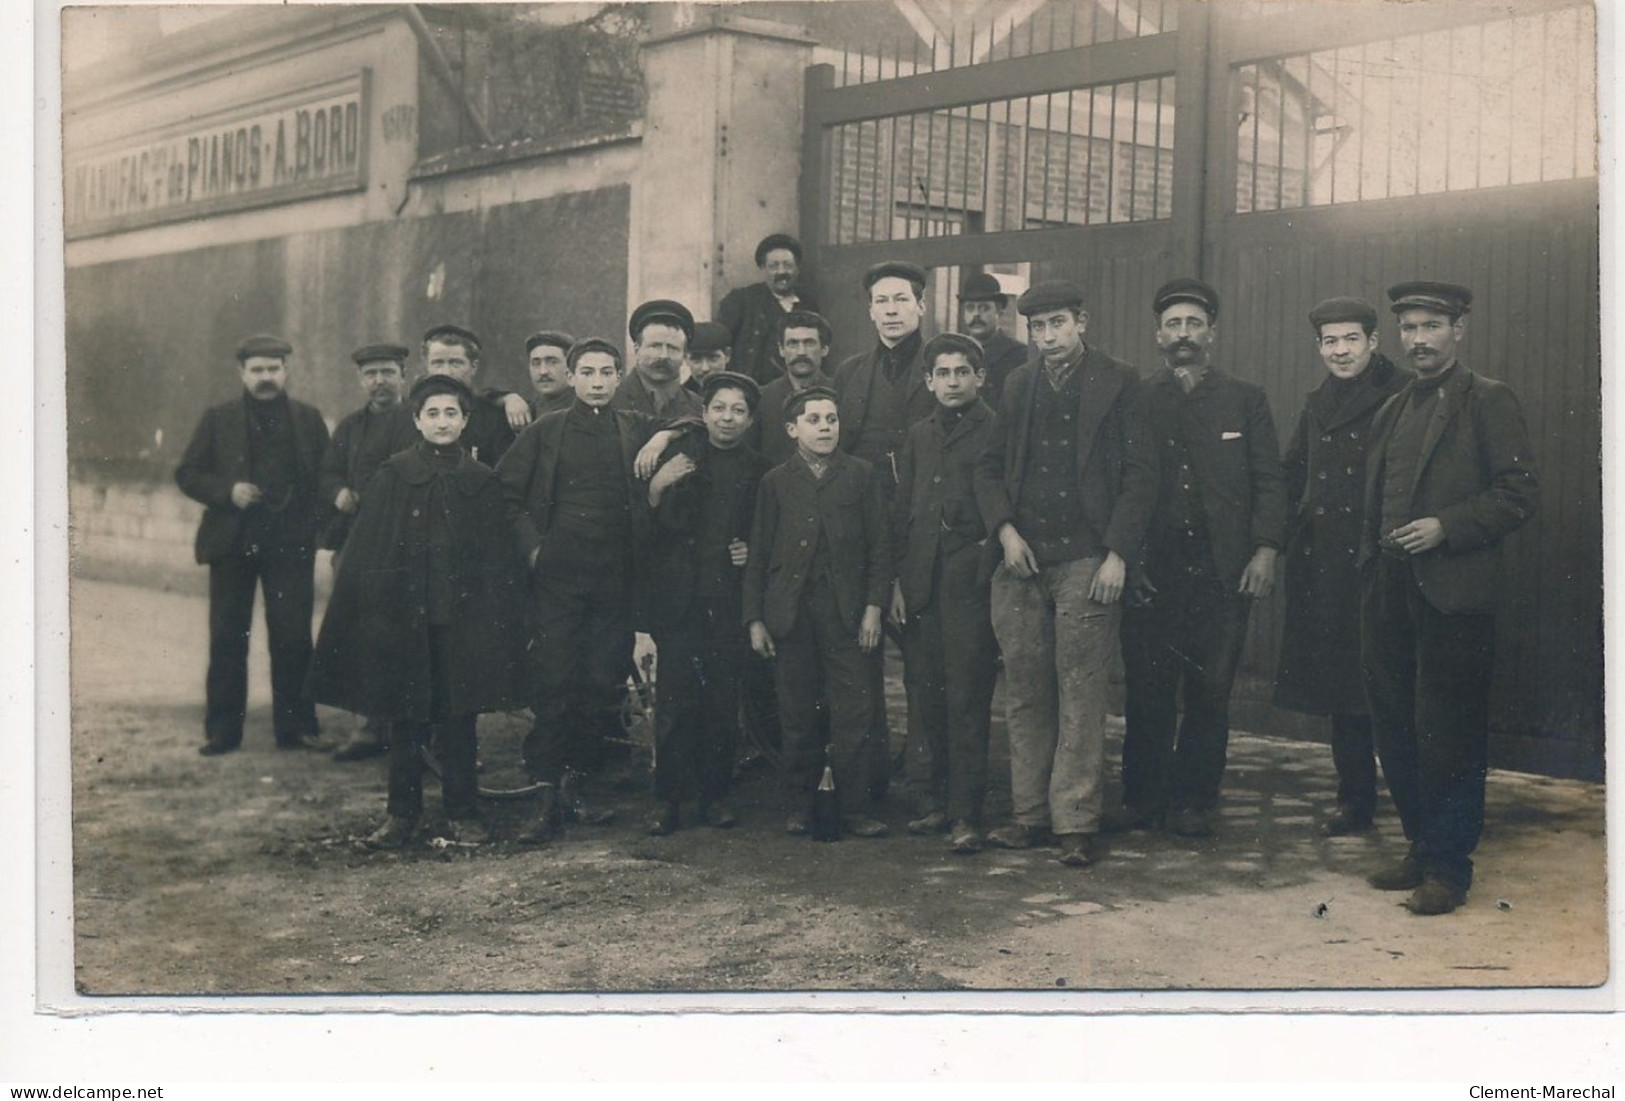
[{"x1": 1274, "y1": 297, "x2": 1410, "y2": 835}]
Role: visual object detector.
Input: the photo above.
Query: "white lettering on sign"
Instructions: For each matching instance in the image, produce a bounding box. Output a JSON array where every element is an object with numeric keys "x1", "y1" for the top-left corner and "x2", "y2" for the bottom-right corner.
[{"x1": 66, "y1": 72, "x2": 370, "y2": 237}]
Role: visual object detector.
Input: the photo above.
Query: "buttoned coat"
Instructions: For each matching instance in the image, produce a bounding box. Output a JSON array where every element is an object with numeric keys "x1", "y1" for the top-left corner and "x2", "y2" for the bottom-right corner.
[
  {"x1": 175, "y1": 394, "x2": 330, "y2": 564},
  {"x1": 716, "y1": 281, "x2": 822, "y2": 384},
  {"x1": 1274, "y1": 353, "x2": 1411, "y2": 714},
  {"x1": 832, "y1": 340, "x2": 937, "y2": 466},
  {"x1": 1140, "y1": 366, "x2": 1288, "y2": 587},
  {"x1": 894, "y1": 399, "x2": 998, "y2": 613},
  {"x1": 742, "y1": 451, "x2": 892, "y2": 639},
  {"x1": 973, "y1": 346, "x2": 1159, "y2": 580},
  {"x1": 308, "y1": 443, "x2": 528, "y2": 720},
  {"x1": 1357, "y1": 364, "x2": 1539, "y2": 614}
]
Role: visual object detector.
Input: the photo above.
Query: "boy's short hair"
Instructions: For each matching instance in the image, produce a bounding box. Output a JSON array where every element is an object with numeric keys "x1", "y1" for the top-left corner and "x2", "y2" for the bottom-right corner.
[
  {"x1": 421, "y1": 323, "x2": 482, "y2": 361},
  {"x1": 566, "y1": 337, "x2": 624, "y2": 372},
  {"x1": 922, "y1": 332, "x2": 984, "y2": 372},
  {"x1": 783, "y1": 384, "x2": 839, "y2": 423},
  {"x1": 777, "y1": 309, "x2": 833, "y2": 347},
  {"x1": 526, "y1": 330, "x2": 575, "y2": 356},
  {"x1": 700, "y1": 371, "x2": 761, "y2": 413},
  {"x1": 408, "y1": 372, "x2": 474, "y2": 416}
]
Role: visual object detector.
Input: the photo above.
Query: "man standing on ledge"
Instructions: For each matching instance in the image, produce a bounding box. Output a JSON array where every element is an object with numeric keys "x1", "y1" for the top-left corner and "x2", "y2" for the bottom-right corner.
[
  {"x1": 1115, "y1": 279, "x2": 1286, "y2": 840},
  {"x1": 717, "y1": 233, "x2": 821, "y2": 384},
  {"x1": 176, "y1": 334, "x2": 330, "y2": 756},
  {"x1": 1360, "y1": 281, "x2": 1538, "y2": 916}
]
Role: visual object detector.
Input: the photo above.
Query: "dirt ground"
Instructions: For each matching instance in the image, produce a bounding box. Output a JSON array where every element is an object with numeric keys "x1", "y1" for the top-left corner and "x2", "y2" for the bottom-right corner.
[{"x1": 66, "y1": 576, "x2": 1610, "y2": 999}]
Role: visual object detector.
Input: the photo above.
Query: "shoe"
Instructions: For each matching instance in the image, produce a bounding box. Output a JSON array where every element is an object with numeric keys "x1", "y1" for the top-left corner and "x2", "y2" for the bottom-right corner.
[
  {"x1": 1101, "y1": 805, "x2": 1160, "y2": 833},
  {"x1": 332, "y1": 732, "x2": 386, "y2": 762},
  {"x1": 199, "y1": 740, "x2": 239, "y2": 757},
  {"x1": 948, "y1": 820, "x2": 982, "y2": 854},
  {"x1": 784, "y1": 811, "x2": 811, "y2": 836},
  {"x1": 702, "y1": 803, "x2": 737, "y2": 829},
  {"x1": 647, "y1": 802, "x2": 681, "y2": 836},
  {"x1": 844, "y1": 815, "x2": 890, "y2": 839},
  {"x1": 1367, "y1": 853, "x2": 1425, "y2": 891},
  {"x1": 1168, "y1": 808, "x2": 1215, "y2": 838},
  {"x1": 441, "y1": 818, "x2": 490, "y2": 845},
  {"x1": 560, "y1": 771, "x2": 616, "y2": 825},
  {"x1": 1321, "y1": 805, "x2": 1375, "y2": 837},
  {"x1": 277, "y1": 732, "x2": 331, "y2": 752},
  {"x1": 515, "y1": 787, "x2": 560, "y2": 846},
  {"x1": 1404, "y1": 874, "x2": 1468, "y2": 915},
  {"x1": 906, "y1": 810, "x2": 950, "y2": 835},
  {"x1": 363, "y1": 815, "x2": 415, "y2": 849},
  {"x1": 1057, "y1": 833, "x2": 1096, "y2": 868},
  {"x1": 985, "y1": 822, "x2": 1037, "y2": 850}
]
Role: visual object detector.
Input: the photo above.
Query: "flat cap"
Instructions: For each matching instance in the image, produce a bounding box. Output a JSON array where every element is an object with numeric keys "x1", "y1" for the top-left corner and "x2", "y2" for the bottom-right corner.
[
  {"x1": 754, "y1": 233, "x2": 804, "y2": 267},
  {"x1": 351, "y1": 342, "x2": 409, "y2": 366},
  {"x1": 421, "y1": 323, "x2": 482, "y2": 352},
  {"x1": 566, "y1": 336, "x2": 624, "y2": 371},
  {"x1": 922, "y1": 332, "x2": 985, "y2": 370},
  {"x1": 688, "y1": 321, "x2": 733, "y2": 356},
  {"x1": 1387, "y1": 281, "x2": 1472, "y2": 318},
  {"x1": 778, "y1": 309, "x2": 833, "y2": 346},
  {"x1": 408, "y1": 372, "x2": 474, "y2": 408},
  {"x1": 783, "y1": 384, "x2": 839, "y2": 422},
  {"x1": 525, "y1": 330, "x2": 575, "y2": 355},
  {"x1": 236, "y1": 334, "x2": 292, "y2": 361},
  {"x1": 1016, "y1": 279, "x2": 1086, "y2": 317},
  {"x1": 1153, "y1": 278, "x2": 1220, "y2": 320},
  {"x1": 1307, "y1": 297, "x2": 1378, "y2": 332},
  {"x1": 958, "y1": 272, "x2": 1009, "y2": 305},
  {"x1": 862, "y1": 260, "x2": 928, "y2": 294},
  {"x1": 699, "y1": 370, "x2": 761, "y2": 411},
  {"x1": 629, "y1": 299, "x2": 695, "y2": 342}
]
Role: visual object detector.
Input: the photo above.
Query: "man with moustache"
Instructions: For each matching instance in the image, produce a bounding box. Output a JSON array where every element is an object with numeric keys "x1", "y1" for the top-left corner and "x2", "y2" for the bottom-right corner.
[
  {"x1": 956, "y1": 272, "x2": 1029, "y2": 410},
  {"x1": 1273, "y1": 298, "x2": 1410, "y2": 835},
  {"x1": 176, "y1": 335, "x2": 330, "y2": 755},
  {"x1": 318, "y1": 340, "x2": 420, "y2": 762},
  {"x1": 717, "y1": 233, "x2": 821, "y2": 384},
  {"x1": 525, "y1": 330, "x2": 577, "y2": 419},
  {"x1": 1114, "y1": 279, "x2": 1286, "y2": 839},
  {"x1": 1359, "y1": 281, "x2": 1538, "y2": 916},
  {"x1": 612, "y1": 299, "x2": 704, "y2": 421},
  {"x1": 752, "y1": 310, "x2": 834, "y2": 467}
]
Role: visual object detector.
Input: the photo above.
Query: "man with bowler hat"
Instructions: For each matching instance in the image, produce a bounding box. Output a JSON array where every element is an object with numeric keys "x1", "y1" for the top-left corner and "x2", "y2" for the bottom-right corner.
[
  {"x1": 956, "y1": 272, "x2": 1029, "y2": 409},
  {"x1": 717, "y1": 233, "x2": 821, "y2": 384}
]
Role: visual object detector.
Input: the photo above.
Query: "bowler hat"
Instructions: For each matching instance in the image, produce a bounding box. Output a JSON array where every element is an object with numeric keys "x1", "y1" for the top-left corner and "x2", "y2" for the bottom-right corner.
[
  {"x1": 958, "y1": 272, "x2": 1009, "y2": 305},
  {"x1": 688, "y1": 321, "x2": 733, "y2": 356}
]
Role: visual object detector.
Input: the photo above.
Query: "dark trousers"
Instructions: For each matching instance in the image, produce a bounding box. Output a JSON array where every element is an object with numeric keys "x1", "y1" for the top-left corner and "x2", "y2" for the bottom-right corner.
[
  {"x1": 524, "y1": 561, "x2": 633, "y2": 783},
  {"x1": 900, "y1": 545, "x2": 997, "y2": 824},
  {"x1": 1362, "y1": 557, "x2": 1493, "y2": 888},
  {"x1": 205, "y1": 547, "x2": 317, "y2": 747},
  {"x1": 776, "y1": 575, "x2": 879, "y2": 811},
  {"x1": 385, "y1": 626, "x2": 479, "y2": 820},
  {"x1": 652, "y1": 598, "x2": 744, "y2": 805},
  {"x1": 1120, "y1": 559, "x2": 1250, "y2": 815},
  {"x1": 1329, "y1": 712, "x2": 1377, "y2": 816}
]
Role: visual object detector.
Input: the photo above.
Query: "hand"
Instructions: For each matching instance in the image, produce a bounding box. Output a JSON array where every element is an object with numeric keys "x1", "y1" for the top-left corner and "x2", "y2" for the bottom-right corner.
[
  {"x1": 501, "y1": 393, "x2": 532, "y2": 431},
  {"x1": 1390, "y1": 517, "x2": 1446, "y2": 555},
  {"x1": 649, "y1": 453, "x2": 696, "y2": 497},
  {"x1": 858, "y1": 605, "x2": 883, "y2": 652},
  {"x1": 1238, "y1": 546, "x2": 1279, "y2": 598},
  {"x1": 1089, "y1": 551, "x2": 1127, "y2": 605},
  {"x1": 888, "y1": 580, "x2": 907, "y2": 630},
  {"x1": 230, "y1": 482, "x2": 263, "y2": 509},
  {"x1": 728, "y1": 538, "x2": 749, "y2": 568},
  {"x1": 334, "y1": 488, "x2": 360, "y2": 514},
  {"x1": 749, "y1": 621, "x2": 775, "y2": 659},
  {"x1": 999, "y1": 525, "x2": 1039, "y2": 579},
  {"x1": 636, "y1": 430, "x2": 678, "y2": 480}
]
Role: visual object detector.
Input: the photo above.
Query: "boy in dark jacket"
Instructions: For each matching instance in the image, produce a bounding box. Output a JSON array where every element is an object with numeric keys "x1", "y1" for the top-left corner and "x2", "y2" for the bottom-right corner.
[
  {"x1": 644, "y1": 372, "x2": 772, "y2": 835},
  {"x1": 310, "y1": 374, "x2": 529, "y2": 848},
  {"x1": 888, "y1": 333, "x2": 1000, "y2": 854},
  {"x1": 743, "y1": 386, "x2": 892, "y2": 839}
]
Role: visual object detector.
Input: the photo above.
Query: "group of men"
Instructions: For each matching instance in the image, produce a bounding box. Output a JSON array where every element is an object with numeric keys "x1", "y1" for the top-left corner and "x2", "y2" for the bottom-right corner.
[{"x1": 174, "y1": 228, "x2": 1539, "y2": 917}]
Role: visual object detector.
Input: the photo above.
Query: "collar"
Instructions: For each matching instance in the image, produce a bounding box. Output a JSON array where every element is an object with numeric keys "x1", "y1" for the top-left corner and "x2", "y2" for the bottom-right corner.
[{"x1": 1041, "y1": 342, "x2": 1088, "y2": 389}]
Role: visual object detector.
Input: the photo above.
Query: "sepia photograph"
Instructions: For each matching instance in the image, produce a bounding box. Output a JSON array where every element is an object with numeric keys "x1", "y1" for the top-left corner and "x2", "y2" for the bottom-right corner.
[{"x1": 47, "y1": 0, "x2": 1608, "y2": 1020}]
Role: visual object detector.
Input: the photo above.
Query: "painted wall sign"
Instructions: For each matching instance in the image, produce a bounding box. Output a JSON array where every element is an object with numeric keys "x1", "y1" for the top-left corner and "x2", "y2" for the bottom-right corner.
[{"x1": 65, "y1": 72, "x2": 371, "y2": 238}]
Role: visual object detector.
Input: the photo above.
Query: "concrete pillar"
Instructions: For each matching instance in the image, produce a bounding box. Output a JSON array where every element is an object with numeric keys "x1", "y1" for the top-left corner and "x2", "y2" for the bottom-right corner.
[{"x1": 630, "y1": 9, "x2": 814, "y2": 326}]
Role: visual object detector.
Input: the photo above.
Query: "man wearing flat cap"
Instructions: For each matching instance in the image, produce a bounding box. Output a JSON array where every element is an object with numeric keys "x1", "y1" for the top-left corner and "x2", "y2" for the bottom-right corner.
[
  {"x1": 421, "y1": 324, "x2": 519, "y2": 465},
  {"x1": 972, "y1": 279, "x2": 1157, "y2": 866},
  {"x1": 956, "y1": 272, "x2": 1029, "y2": 409},
  {"x1": 1114, "y1": 278, "x2": 1286, "y2": 840},
  {"x1": 1273, "y1": 298, "x2": 1411, "y2": 834},
  {"x1": 525, "y1": 330, "x2": 577, "y2": 420},
  {"x1": 318, "y1": 341, "x2": 421, "y2": 761},
  {"x1": 683, "y1": 321, "x2": 734, "y2": 396},
  {"x1": 176, "y1": 335, "x2": 331, "y2": 755},
  {"x1": 613, "y1": 299, "x2": 704, "y2": 421},
  {"x1": 1359, "y1": 280, "x2": 1539, "y2": 915},
  {"x1": 717, "y1": 233, "x2": 821, "y2": 384}
]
